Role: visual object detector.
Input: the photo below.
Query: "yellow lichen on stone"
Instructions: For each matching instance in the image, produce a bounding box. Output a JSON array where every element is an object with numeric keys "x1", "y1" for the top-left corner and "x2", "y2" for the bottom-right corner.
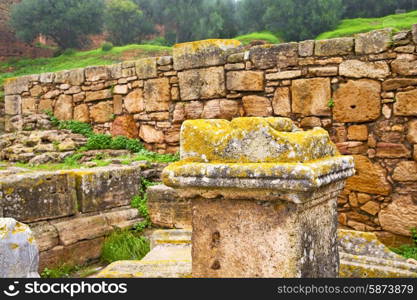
[{"x1": 173, "y1": 39, "x2": 242, "y2": 53}]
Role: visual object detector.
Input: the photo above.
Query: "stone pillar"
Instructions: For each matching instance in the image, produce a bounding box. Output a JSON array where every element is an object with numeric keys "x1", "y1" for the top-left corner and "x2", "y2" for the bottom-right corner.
[{"x1": 162, "y1": 117, "x2": 355, "y2": 278}]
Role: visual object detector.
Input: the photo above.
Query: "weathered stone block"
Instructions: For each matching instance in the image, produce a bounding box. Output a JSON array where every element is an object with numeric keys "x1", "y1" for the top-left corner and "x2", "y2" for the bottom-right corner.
[
  {"x1": 355, "y1": 29, "x2": 393, "y2": 54},
  {"x1": 249, "y1": 43, "x2": 297, "y2": 69},
  {"x1": 376, "y1": 142, "x2": 411, "y2": 158},
  {"x1": 226, "y1": 71, "x2": 264, "y2": 91},
  {"x1": 85, "y1": 66, "x2": 109, "y2": 82},
  {"x1": 4, "y1": 76, "x2": 30, "y2": 95},
  {"x1": 394, "y1": 89, "x2": 417, "y2": 116},
  {"x1": 136, "y1": 57, "x2": 157, "y2": 79},
  {"x1": 148, "y1": 185, "x2": 191, "y2": 229},
  {"x1": 339, "y1": 60, "x2": 390, "y2": 79},
  {"x1": 111, "y1": 115, "x2": 139, "y2": 138},
  {"x1": 0, "y1": 218, "x2": 39, "y2": 278},
  {"x1": 54, "y1": 69, "x2": 84, "y2": 85},
  {"x1": 54, "y1": 94, "x2": 73, "y2": 121},
  {"x1": 242, "y1": 95, "x2": 272, "y2": 117},
  {"x1": 333, "y1": 79, "x2": 381, "y2": 123},
  {"x1": 1, "y1": 172, "x2": 77, "y2": 222},
  {"x1": 5, "y1": 95, "x2": 21, "y2": 115},
  {"x1": 272, "y1": 87, "x2": 291, "y2": 117},
  {"x1": 90, "y1": 101, "x2": 113, "y2": 123},
  {"x1": 393, "y1": 161, "x2": 417, "y2": 182},
  {"x1": 407, "y1": 120, "x2": 417, "y2": 144},
  {"x1": 382, "y1": 78, "x2": 417, "y2": 91},
  {"x1": 178, "y1": 67, "x2": 226, "y2": 101},
  {"x1": 139, "y1": 125, "x2": 164, "y2": 144},
  {"x1": 104, "y1": 207, "x2": 141, "y2": 230},
  {"x1": 30, "y1": 222, "x2": 59, "y2": 252},
  {"x1": 85, "y1": 89, "x2": 112, "y2": 102},
  {"x1": 315, "y1": 38, "x2": 354, "y2": 56},
  {"x1": 21, "y1": 97, "x2": 37, "y2": 115},
  {"x1": 144, "y1": 78, "x2": 171, "y2": 112},
  {"x1": 292, "y1": 78, "x2": 331, "y2": 116},
  {"x1": 173, "y1": 39, "x2": 241, "y2": 70},
  {"x1": 68, "y1": 165, "x2": 141, "y2": 213},
  {"x1": 391, "y1": 59, "x2": 417, "y2": 76},
  {"x1": 413, "y1": 24, "x2": 417, "y2": 44},
  {"x1": 124, "y1": 89, "x2": 145, "y2": 114},
  {"x1": 298, "y1": 40, "x2": 315, "y2": 57},
  {"x1": 73, "y1": 104, "x2": 90, "y2": 123},
  {"x1": 380, "y1": 195, "x2": 417, "y2": 237},
  {"x1": 347, "y1": 125, "x2": 368, "y2": 141}
]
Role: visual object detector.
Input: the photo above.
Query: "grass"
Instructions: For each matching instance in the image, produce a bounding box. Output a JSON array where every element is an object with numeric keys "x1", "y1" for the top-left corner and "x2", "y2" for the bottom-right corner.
[
  {"x1": 41, "y1": 263, "x2": 102, "y2": 278},
  {"x1": 101, "y1": 230, "x2": 150, "y2": 264},
  {"x1": 234, "y1": 31, "x2": 282, "y2": 45},
  {"x1": 390, "y1": 228, "x2": 417, "y2": 261},
  {"x1": 317, "y1": 10, "x2": 417, "y2": 40}
]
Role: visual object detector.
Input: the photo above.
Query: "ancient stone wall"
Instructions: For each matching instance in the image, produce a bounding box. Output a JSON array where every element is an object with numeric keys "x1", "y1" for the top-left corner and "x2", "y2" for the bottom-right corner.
[{"x1": 4, "y1": 26, "x2": 417, "y2": 243}]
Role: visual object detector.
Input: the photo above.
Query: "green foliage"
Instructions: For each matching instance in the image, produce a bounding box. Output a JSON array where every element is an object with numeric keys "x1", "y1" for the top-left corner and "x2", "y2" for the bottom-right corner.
[
  {"x1": 234, "y1": 31, "x2": 282, "y2": 45},
  {"x1": 101, "y1": 42, "x2": 114, "y2": 52},
  {"x1": 63, "y1": 153, "x2": 84, "y2": 166},
  {"x1": 101, "y1": 230, "x2": 150, "y2": 263},
  {"x1": 110, "y1": 136, "x2": 143, "y2": 153},
  {"x1": 131, "y1": 178, "x2": 158, "y2": 232},
  {"x1": 132, "y1": 149, "x2": 180, "y2": 163},
  {"x1": 58, "y1": 120, "x2": 94, "y2": 137},
  {"x1": 105, "y1": 0, "x2": 154, "y2": 46},
  {"x1": 41, "y1": 265, "x2": 81, "y2": 278},
  {"x1": 328, "y1": 98, "x2": 335, "y2": 108},
  {"x1": 342, "y1": 0, "x2": 417, "y2": 19},
  {"x1": 390, "y1": 228, "x2": 417, "y2": 261},
  {"x1": 143, "y1": 37, "x2": 171, "y2": 46},
  {"x1": 10, "y1": 0, "x2": 105, "y2": 49},
  {"x1": 85, "y1": 134, "x2": 113, "y2": 150},
  {"x1": 317, "y1": 10, "x2": 417, "y2": 39}
]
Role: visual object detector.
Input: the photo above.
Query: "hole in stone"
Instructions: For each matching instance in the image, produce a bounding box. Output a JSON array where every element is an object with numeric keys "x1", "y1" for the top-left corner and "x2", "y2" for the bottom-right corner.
[
  {"x1": 211, "y1": 231, "x2": 220, "y2": 248},
  {"x1": 350, "y1": 105, "x2": 357, "y2": 109},
  {"x1": 211, "y1": 260, "x2": 221, "y2": 270}
]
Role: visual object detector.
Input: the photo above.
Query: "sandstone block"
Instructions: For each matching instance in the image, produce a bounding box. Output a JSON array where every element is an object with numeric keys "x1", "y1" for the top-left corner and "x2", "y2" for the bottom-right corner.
[
  {"x1": 104, "y1": 208, "x2": 141, "y2": 230},
  {"x1": 54, "y1": 94, "x2": 73, "y2": 121},
  {"x1": 148, "y1": 185, "x2": 192, "y2": 229},
  {"x1": 40, "y1": 72, "x2": 55, "y2": 83},
  {"x1": 272, "y1": 87, "x2": 291, "y2": 117},
  {"x1": 5, "y1": 95, "x2": 21, "y2": 115},
  {"x1": 376, "y1": 143, "x2": 411, "y2": 158},
  {"x1": 347, "y1": 125, "x2": 368, "y2": 141},
  {"x1": 30, "y1": 222, "x2": 59, "y2": 252},
  {"x1": 1, "y1": 172, "x2": 77, "y2": 222},
  {"x1": 345, "y1": 155, "x2": 391, "y2": 196},
  {"x1": 249, "y1": 43, "x2": 298, "y2": 69},
  {"x1": 85, "y1": 66, "x2": 109, "y2": 82},
  {"x1": 339, "y1": 60, "x2": 390, "y2": 79},
  {"x1": 111, "y1": 115, "x2": 139, "y2": 138},
  {"x1": 4, "y1": 76, "x2": 30, "y2": 95},
  {"x1": 38, "y1": 99, "x2": 53, "y2": 113},
  {"x1": 300, "y1": 117, "x2": 321, "y2": 128},
  {"x1": 30, "y1": 85, "x2": 43, "y2": 97},
  {"x1": 308, "y1": 66, "x2": 338, "y2": 76},
  {"x1": 355, "y1": 29, "x2": 393, "y2": 54},
  {"x1": 298, "y1": 40, "x2": 315, "y2": 57},
  {"x1": 382, "y1": 78, "x2": 417, "y2": 91},
  {"x1": 226, "y1": 71, "x2": 264, "y2": 91},
  {"x1": 315, "y1": 37, "x2": 354, "y2": 56},
  {"x1": 360, "y1": 201, "x2": 380, "y2": 216},
  {"x1": 113, "y1": 85, "x2": 128, "y2": 95},
  {"x1": 201, "y1": 100, "x2": 222, "y2": 119},
  {"x1": 242, "y1": 96, "x2": 272, "y2": 117},
  {"x1": 184, "y1": 101, "x2": 204, "y2": 119},
  {"x1": 407, "y1": 120, "x2": 417, "y2": 144},
  {"x1": 266, "y1": 70, "x2": 301, "y2": 80},
  {"x1": 144, "y1": 78, "x2": 171, "y2": 112},
  {"x1": 333, "y1": 80, "x2": 381, "y2": 123},
  {"x1": 292, "y1": 78, "x2": 331, "y2": 116},
  {"x1": 125, "y1": 89, "x2": 145, "y2": 114},
  {"x1": 54, "y1": 69, "x2": 84, "y2": 85},
  {"x1": 219, "y1": 99, "x2": 240, "y2": 120},
  {"x1": 413, "y1": 24, "x2": 417, "y2": 44},
  {"x1": 21, "y1": 97, "x2": 37, "y2": 115},
  {"x1": 139, "y1": 125, "x2": 164, "y2": 144},
  {"x1": 379, "y1": 195, "x2": 417, "y2": 237},
  {"x1": 178, "y1": 67, "x2": 226, "y2": 100},
  {"x1": 90, "y1": 101, "x2": 113, "y2": 123},
  {"x1": 73, "y1": 104, "x2": 90, "y2": 123},
  {"x1": 392, "y1": 161, "x2": 417, "y2": 182},
  {"x1": 85, "y1": 89, "x2": 112, "y2": 102},
  {"x1": 391, "y1": 59, "x2": 417, "y2": 76},
  {"x1": 173, "y1": 39, "x2": 241, "y2": 70},
  {"x1": 394, "y1": 89, "x2": 417, "y2": 116},
  {"x1": 136, "y1": 57, "x2": 157, "y2": 79}
]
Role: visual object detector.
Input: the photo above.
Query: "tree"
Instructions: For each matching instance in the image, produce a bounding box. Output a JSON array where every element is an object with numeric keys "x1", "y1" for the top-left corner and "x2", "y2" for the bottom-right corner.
[
  {"x1": 10, "y1": 0, "x2": 104, "y2": 49},
  {"x1": 237, "y1": 0, "x2": 269, "y2": 34},
  {"x1": 105, "y1": 0, "x2": 154, "y2": 45},
  {"x1": 342, "y1": 0, "x2": 416, "y2": 19},
  {"x1": 263, "y1": 0, "x2": 344, "y2": 41}
]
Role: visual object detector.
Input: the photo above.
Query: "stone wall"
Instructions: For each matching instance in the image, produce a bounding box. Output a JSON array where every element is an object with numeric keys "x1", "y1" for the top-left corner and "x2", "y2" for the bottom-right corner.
[
  {"x1": 4, "y1": 26, "x2": 417, "y2": 243},
  {"x1": 0, "y1": 162, "x2": 165, "y2": 270}
]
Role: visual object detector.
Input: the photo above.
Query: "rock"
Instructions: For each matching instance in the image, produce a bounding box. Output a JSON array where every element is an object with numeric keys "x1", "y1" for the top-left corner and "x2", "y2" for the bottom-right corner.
[
  {"x1": 113, "y1": 95, "x2": 123, "y2": 115},
  {"x1": 242, "y1": 95, "x2": 272, "y2": 117},
  {"x1": 314, "y1": 37, "x2": 354, "y2": 56},
  {"x1": 391, "y1": 59, "x2": 417, "y2": 76},
  {"x1": 178, "y1": 67, "x2": 226, "y2": 100},
  {"x1": 21, "y1": 97, "x2": 37, "y2": 115},
  {"x1": 298, "y1": 40, "x2": 315, "y2": 57},
  {"x1": 57, "y1": 139, "x2": 77, "y2": 152},
  {"x1": 339, "y1": 60, "x2": 390, "y2": 79},
  {"x1": 347, "y1": 125, "x2": 368, "y2": 141},
  {"x1": 376, "y1": 143, "x2": 411, "y2": 158},
  {"x1": 104, "y1": 208, "x2": 142, "y2": 230},
  {"x1": 111, "y1": 115, "x2": 139, "y2": 139},
  {"x1": 165, "y1": 126, "x2": 181, "y2": 144},
  {"x1": 0, "y1": 218, "x2": 39, "y2": 278},
  {"x1": 407, "y1": 120, "x2": 417, "y2": 144},
  {"x1": 392, "y1": 161, "x2": 417, "y2": 182},
  {"x1": 272, "y1": 87, "x2": 291, "y2": 117},
  {"x1": 113, "y1": 85, "x2": 128, "y2": 95},
  {"x1": 90, "y1": 101, "x2": 113, "y2": 123},
  {"x1": 394, "y1": 89, "x2": 417, "y2": 116},
  {"x1": 226, "y1": 71, "x2": 264, "y2": 91},
  {"x1": 4, "y1": 76, "x2": 30, "y2": 95},
  {"x1": 73, "y1": 104, "x2": 90, "y2": 123},
  {"x1": 379, "y1": 195, "x2": 417, "y2": 237},
  {"x1": 54, "y1": 69, "x2": 84, "y2": 85},
  {"x1": 201, "y1": 100, "x2": 222, "y2": 119},
  {"x1": 144, "y1": 78, "x2": 171, "y2": 112},
  {"x1": 136, "y1": 57, "x2": 158, "y2": 79},
  {"x1": 40, "y1": 72, "x2": 54, "y2": 83},
  {"x1": 413, "y1": 24, "x2": 417, "y2": 44},
  {"x1": 333, "y1": 79, "x2": 381, "y2": 123},
  {"x1": 292, "y1": 78, "x2": 331, "y2": 116},
  {"x1": 219, "y1": 99, "x2": 240, "y2": 120},
  {"x1": 360, "y1": 201, "x2": 380, "y2": 216},
  {"x1": 173, "y1": 39, "x2": 241, "y2": 70},
  {"x1": 184, "y1": 101, "x2": 204, "y2": 119},
  {"x1": 85, "y1": 89, "x2": 112, "y2": 102},
  {"x1": 172, "y1": 102, "x2": 185, "y2": 123},
  {"x1": 382, "y1": 78, "x2": 417, "y2": 91},
  {"x1": 30, "y1": 85, "x2": 43, "y2": 97},
  {"x1": 30, "y1": 222, "x2": 59, "y2": 252},
  {"x1": 139, "y1": 125, "x2": 165, "y2": 144},
  {"x1": 266, "y1": 70, "x2": 302, "y2": 80},
  {"x1": 355, "y1": 29, "x2": 393, "y2": 54},
  {"x1": 85, "y1": 66, "x2": 109, "y2": 82},
  {"x1": 125, "y1": 89, "x2": 145, "y2": 114},
  {"x1": 147, "y1": 185, "x2": 192, "y2": 229},
  {"x1": 54, "y1": 94, "x2": 73, "y2": 121},
  {"x1": 308, "y1": 66, "x2": 338, "y2": 76},
  {"x1": 38, "y1": 99, "x2": 53, "y2": 113},
  {"x1": 5, "y1": 95, "x2": 21, "y2": 115},
  {"x1": 345, "y1": 155, "x2": 391, "y2": 196}
]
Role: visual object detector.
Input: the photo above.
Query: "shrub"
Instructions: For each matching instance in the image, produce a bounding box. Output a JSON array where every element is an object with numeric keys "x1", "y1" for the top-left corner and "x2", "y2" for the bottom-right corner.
[
  {"x1": 58, "y1": 120, "x2": 94, "y2": 137},
  {"x1": 101, "y1": 230, "x2": 150, "y2": 263},
  {"x1": 85, "y1": 134, "x2": 112, "y2": 150},
  {"x1": 101, "y1": 42, "x2": 114, "y2": 52}
]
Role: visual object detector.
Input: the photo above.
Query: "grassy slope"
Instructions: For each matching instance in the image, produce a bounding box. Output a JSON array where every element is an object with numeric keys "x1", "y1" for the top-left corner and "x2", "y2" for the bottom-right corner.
[
  {"x1": 317, "y1": 10, "x2": 417, "y2": 40},
  {"x1": 234, "y1": 31, "x2": 282, "y2": 45}
]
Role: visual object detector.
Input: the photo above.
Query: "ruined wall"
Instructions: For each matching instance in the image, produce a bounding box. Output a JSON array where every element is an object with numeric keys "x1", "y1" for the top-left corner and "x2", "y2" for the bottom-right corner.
[{"x1": 4, "y1": 26, "x2": 417, "y2": 243}]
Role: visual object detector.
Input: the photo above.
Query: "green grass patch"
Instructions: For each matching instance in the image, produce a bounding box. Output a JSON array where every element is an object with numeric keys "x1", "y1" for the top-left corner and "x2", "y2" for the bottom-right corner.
[
  {"x1": 317, "y1": 10, "x2": 417, "y2": 40},
  {"x1": 41, "y1": 264, "x2": 82, "y2": 278},
  {"x1": 390, "y1": 228, "x2": 417, "y2": 261},
  {"x1": 101, "y1": 230, "x2": 150, "y2": 264},
  {"x1": 234, "y1": 31, "x2": 282, "y2": 45}
]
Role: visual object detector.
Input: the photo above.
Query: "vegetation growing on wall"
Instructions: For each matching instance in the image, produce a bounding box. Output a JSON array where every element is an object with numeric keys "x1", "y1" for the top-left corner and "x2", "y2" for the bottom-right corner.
[{"x1": 391, "y1": 228, "x2": 417, "y2": 261}]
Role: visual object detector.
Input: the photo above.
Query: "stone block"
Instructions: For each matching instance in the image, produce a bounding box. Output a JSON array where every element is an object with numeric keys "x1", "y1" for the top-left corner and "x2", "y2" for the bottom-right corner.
[
  {"x1": 85, "y1": 89, "x2": 112, "y2": 102},
  {"x1": 90, "y1": 101, "x2": 113, "y2": 123},
  {"x1": 355, "y1": 29, "x2": 393, "y2": 54},
  {"x1": 30, "y1": 222, "x2": 59, "y2": 252},
  {"x1": 54, "y1": 94, "x2": 73, "y2": 121},
  {"x1": 333, "y1": 79, "x2": 381, "y2": 123},
  {"x1": 379, "y1": 195, "x2": 417, "y2": 237},
  {"x1": 391, "y1": 59, "x2": 417, "y2": 76},
  {"x1": 139, "y1": 125, "x2": 164, "y2": 144},
  {"x1": 85, "y1": 66, "x2": 109, "y2": 82},
  {"x1": 242, "y1": 96, "x2": 272, "y2": 117},
  {"x1": 178, "y1": 67, "x2": 226, "y2": 101},
  {"x1": 5, "y1": 95, "x2": 21, "y2": 115},
  {"x1": 103, "y1": 208, "x2": 141, "y2": 230},
  {"x1": 376, "y1": 143, "x2": 411, "y2": 158},
  {"x1": 292, "y1": 78, "x2": 331, "y2": 116},
  {"x1": 226, "y1": 71, "x2": 264, "y2": 91},
  {"x1": 73, "y1": 104, "x2": 90, "y2": 123},
  {"x1": 339, "y1": 60, "x2": 390, "y2": 79},
  {"x1": 173, "y1": 39, "x2": 241, "y2": 70},
  {"x1": 147, "y1": 185, "x2": 192, "y2": 229},
  {"x1": 249, "y1": 43, "x2": 298, "y2": 69},
  {"x1": 111, "y1": 115, "x2": 139, "y2": 138},
  {"x1": 68, "y1": 165, "x2": 141, "y2": 213},
  {"x1": 0, "y1": 218, "x2": 39, "y2": 278},
  {"x1": 394, "y1": 89, "x2": 417, "y2": 116},
  {"x1": 392, "y1": 161, "x2": 417, "y2": 182},
  {"x1": 266, "y1": 70, "x2": 302, "y2": 80},
  {"x1": 298, "y1": 40, "x2": 315, "y2": 57},
  {"x1": 347, "y1": 125, "x2": 368, "y2": 141},
  {"x1": 272, "y1": 87, "x2": 291, "y2": 117},
  {"x1": 413, "y1": 24, "x2": 417, "y2": 44},
  {"x1": 54, "y1": 69, "x2": 84, "y2": 85},
  {"x1": 382, "y1": 78, "x2": 417, "y2": 91},
  {"x1": 1, "y1": 172, "x2": 77, "y2": 222},
  {"x1": 407, "y1": 120, "x2": 417, "y2": 144},
  {"x1": 144, "y1": 78, "x2": 171, "y2": 112},
  {"x1": 4, "y1": 76, "x2": 30, "y2": 95},
  {"x1": 315, "y1": 38, "x2": 354, "y2": 56},
  {"x1": 124, "y1": 89, "x2": 145, "y2": 114},
  {"x1": 136, "y1": 57, "x2": 157, "y2": 79}
]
